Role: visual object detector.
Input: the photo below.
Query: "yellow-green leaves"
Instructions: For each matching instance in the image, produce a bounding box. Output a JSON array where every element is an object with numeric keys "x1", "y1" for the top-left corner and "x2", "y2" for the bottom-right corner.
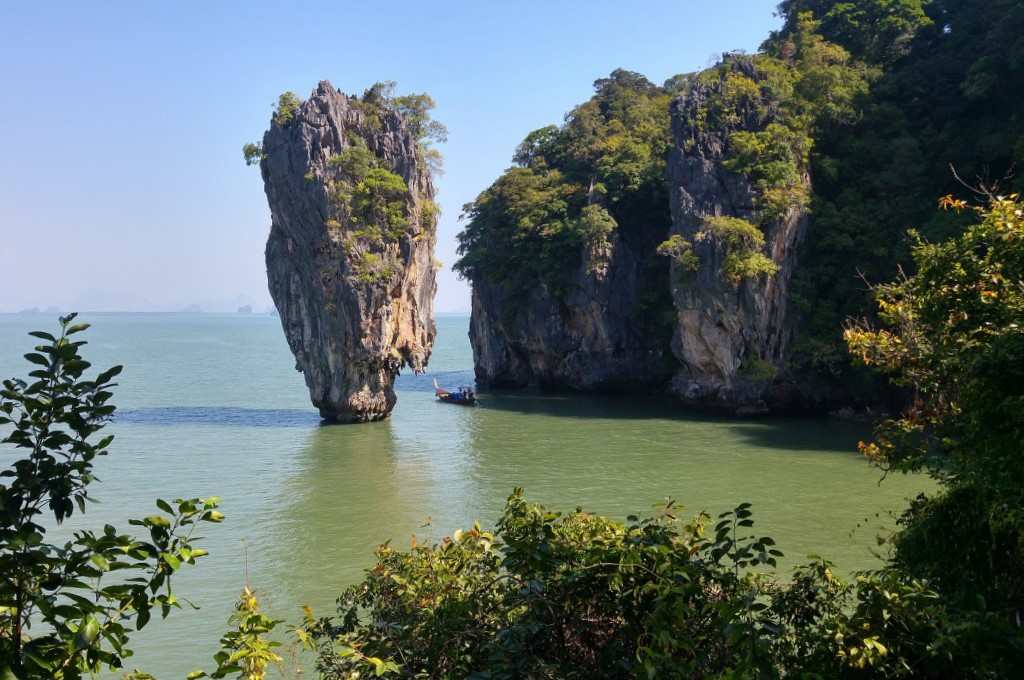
[
  {"x1": 699, "y1": 216, "x2": 779, "y2": 284},
  {"x1": 271, "y1": 91, "x2": 301, "y2": 127},
  {"x1": 657, "y1": 234, "x2": 700, "y2": 275}
]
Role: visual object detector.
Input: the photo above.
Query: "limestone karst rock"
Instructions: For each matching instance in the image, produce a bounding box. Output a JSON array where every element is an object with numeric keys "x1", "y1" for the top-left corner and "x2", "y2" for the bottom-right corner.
[{"x1": 258, "y1": 81, "x2": 437, "y2": 422}]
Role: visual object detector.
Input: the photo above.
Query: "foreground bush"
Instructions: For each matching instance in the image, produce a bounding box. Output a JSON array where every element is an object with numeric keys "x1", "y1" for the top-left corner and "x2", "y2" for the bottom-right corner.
[{"x1": 295, "y1": 489, "x2": 1015, "y2": 679}]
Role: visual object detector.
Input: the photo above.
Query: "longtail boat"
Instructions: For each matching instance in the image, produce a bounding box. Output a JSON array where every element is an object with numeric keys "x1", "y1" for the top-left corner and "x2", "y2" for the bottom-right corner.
[{"x1": 434, "y1": 378, "x2": 477, "y2": 406}]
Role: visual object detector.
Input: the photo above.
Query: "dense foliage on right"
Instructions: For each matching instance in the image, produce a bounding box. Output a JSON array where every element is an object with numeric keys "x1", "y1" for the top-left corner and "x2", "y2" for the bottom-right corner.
[
  {"x1": 846, "y1": 195, "x2": 1024, "y2": 628},
  {"x1": 782, "y1": 0, "x2": 1024, "y2": 385}
]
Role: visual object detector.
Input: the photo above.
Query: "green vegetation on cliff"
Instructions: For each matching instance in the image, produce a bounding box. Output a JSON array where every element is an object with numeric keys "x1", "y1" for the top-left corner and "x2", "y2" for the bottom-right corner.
[
  {"x1": 246, "y1": 81, "x2": 444, "y2": 288},
  {"x1": 454, "y1": 69, "x2": 673, "y2": 291}
]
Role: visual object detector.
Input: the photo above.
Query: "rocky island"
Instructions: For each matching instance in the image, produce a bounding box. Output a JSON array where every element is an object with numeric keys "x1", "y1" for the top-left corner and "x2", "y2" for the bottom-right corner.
[
  {"x1": 252, "y1": 81, "x2": 442, "y2": 422},
  {"x1": 455, "y1": 65, "x2": 811, "y2": 413}
]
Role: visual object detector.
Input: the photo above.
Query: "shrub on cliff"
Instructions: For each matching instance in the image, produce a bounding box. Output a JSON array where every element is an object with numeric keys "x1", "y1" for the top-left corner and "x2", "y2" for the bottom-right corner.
[
  {"x1": 701, "y1": 216, "x2": 780, "y2": 284},
  {"x1": 0, "y1": 316, "x2": 222, "y2": 679},
  {"x1": 272, "y1": 91, "x2": 302, "y2": 127}
]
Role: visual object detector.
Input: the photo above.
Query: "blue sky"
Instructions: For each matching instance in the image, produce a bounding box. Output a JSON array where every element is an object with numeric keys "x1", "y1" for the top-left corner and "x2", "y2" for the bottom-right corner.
[{"x1": 0, "y1": 1, "x2": 781, "y2": 313}]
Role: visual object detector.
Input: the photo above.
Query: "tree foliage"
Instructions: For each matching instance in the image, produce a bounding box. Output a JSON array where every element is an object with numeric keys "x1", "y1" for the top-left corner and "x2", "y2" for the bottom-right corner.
[
  {"x1": 846, "y1": 196, "x2": 1024, "y2": 617},
  {"x1": 0, "y1": 316, "x2": 222, "y2": 679},
  {"x1": 787, "y1": 0, "x2": 1024, "y2": 381},
  {"x1": 272, "y1": 92, "x2": 302, "y2": 127},
  {"x1": 298, "y1": 489, "x2": 1020, "y2": 678},
  {"x1": 328, "y1": 139, "x2": 412, "y2": 245},
  {"x1": 770, "y1": 0, "x2": 932, "y2": 66},
  {"x1": 656, "y1": 234, "x2": 699, "y2": 275},
  {"x1": 700, "y1": 216, "x2": 780, "y2": 284},
  {"x1": 241, "y1": 143, "x2": 263, "y2": 167},
  {"x1": 455, "y1": 69, "x2": 673, "y2": 290}
]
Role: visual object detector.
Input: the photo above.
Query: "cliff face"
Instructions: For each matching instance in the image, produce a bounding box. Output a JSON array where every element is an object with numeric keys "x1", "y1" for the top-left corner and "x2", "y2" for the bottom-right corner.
[
  {"x1": 470, "y1": 218, "x2": 673, "y2": 391},
  {"x1": 260, "y1": 81, "x2": 437, "y2": 422},
  {"x1": 665, "y1": 62, "x2": 810, "y2": 413}
]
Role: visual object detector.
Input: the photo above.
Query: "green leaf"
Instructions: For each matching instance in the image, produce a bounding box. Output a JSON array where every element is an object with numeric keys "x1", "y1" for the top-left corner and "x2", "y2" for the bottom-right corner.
[
  {"x1": 24, "y1": 353, "x2": 49, "y2": 367},
  {"x1": 75, "y1": 615, "x2": 101, "y2": 648},
  {"x1": 95, "y1": 365, "x2": 124, "y2": 384},
  {"x1": 163, "y1": 552, "x2": 182, "y2": 571},
  {"x1": 66, "y1": 322, "x2": 91, "y2": 335},
  {"x1": 28, "y1": 331, "x2": 56, "y2": 341}
]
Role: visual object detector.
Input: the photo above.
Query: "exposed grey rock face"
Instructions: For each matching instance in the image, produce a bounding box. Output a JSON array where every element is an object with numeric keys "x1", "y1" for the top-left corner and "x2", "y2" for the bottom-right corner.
[
  {"x1": 469, "y1": 217, "x2": 674, "y2": 392},
  {"x1": 665, "y1": 61, "x2": 810, "y2": 413},
  {"x1": 259, "y1": 81, "x2": 437, "y2": 422}
]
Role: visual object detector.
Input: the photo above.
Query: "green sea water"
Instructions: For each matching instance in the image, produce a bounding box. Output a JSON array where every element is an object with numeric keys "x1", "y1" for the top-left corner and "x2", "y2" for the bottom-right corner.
[{"x1": 0, "y1": 313, "x2": 930, "y2": 677}]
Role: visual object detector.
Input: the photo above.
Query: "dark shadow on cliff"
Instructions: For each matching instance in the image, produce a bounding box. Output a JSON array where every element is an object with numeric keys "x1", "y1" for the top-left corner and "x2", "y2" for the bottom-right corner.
[{"x1": 117, "y1": 406, "x2": 321, "y2": 428}]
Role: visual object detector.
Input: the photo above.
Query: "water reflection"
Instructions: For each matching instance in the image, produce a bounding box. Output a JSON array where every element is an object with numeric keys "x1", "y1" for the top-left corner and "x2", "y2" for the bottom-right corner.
[{"x1": 266, "y1": 398, "x2": 485, "y2": 613}]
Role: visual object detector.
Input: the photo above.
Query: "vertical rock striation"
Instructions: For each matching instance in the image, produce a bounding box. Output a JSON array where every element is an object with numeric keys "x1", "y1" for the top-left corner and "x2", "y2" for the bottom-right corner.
[
  {"x1": 665, "y1": 61, "x2": 810, "y2": 413},
  {"x1": 259, "y1": 81, "x2": 437, "y2": 422},
  {"x1": 468, "y1": 222, "x2": 674, "y2": 391}
]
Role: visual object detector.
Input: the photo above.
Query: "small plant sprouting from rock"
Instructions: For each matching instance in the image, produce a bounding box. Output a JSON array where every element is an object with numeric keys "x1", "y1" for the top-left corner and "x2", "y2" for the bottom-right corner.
[
  {"x1": 242, "y1": 142, "x2": 264, "y2": 166},
  {"x1": 272, "y1": 91, "x2": 302, "y2": 127},
  {"x1": 699, "y1": 215, "x2": 778, "y2": 284},
  {"x1": 657, "y1": 234, "x2": 700, "y2": 276},
  {"x1": 239, "y1": 91, "x2": 304, "y2": 166},
  {"x1": 573, "y1": 204, "x2": 617, "y2": 268},
  {"x1": 739, "y1": 356, "x2": 778, "y2": 382}
]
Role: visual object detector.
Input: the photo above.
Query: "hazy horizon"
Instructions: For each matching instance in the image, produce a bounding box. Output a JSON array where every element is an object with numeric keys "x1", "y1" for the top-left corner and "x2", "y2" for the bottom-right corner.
[{"x1": 1, "y1": 1, "x2": 781, "y2": 314}]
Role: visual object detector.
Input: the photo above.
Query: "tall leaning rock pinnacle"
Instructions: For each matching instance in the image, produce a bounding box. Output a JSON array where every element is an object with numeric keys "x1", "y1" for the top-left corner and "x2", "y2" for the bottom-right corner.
[{"x1": 257, "y1": 81, "x2": 438, "y2": 422}]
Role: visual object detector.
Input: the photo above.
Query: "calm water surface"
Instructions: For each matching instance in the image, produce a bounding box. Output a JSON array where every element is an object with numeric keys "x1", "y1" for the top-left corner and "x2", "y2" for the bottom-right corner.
[{"x1": 0, "y1": 313, "x2": 929, "y2": 677}]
